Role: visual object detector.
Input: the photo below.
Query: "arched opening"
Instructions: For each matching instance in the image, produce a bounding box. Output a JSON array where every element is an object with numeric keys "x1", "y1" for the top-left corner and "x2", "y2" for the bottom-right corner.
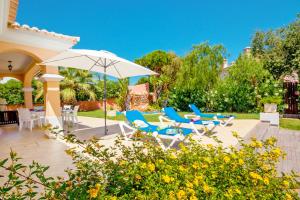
[
  {"x1": 0, "y1": 77, "x2": 24, "y2": 111},
  {"x1": 0, "y1": 49, "x2": 43, "y2": 109}
]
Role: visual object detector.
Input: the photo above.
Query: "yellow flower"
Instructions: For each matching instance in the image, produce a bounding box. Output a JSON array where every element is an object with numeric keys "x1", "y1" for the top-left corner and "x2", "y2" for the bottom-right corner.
[
  {"x1": 263, "y1": 177, "x2": 269, "y2": 185},
  {"x1": 176, "y1": 190, "x2": 186, "y2": 199},
  {"x1": 250, "y1": 141, "x2": 263, "y2": 148},
  {"x1": 203, "y1": 183, "x2": 212, "y2": 194},
  {"x1": 170, "y1": 154, "x2": 177, "y2": 159},
  {"x1": 195, "y1": 175, "x2": 203, "y2": 181},
  {"x1": 271, "y1": 148, "x2": 282, "y2": 157},
  {"x1": 201, "y1": 163, "x2": 208, "y2": 169},
  {"x1": 224, "y1": 156, "x2": 230, "y2": 163},
  {"x1": 286, "y1": 193, "x2": 293, "y2": 200},
  {"x1": 249, "y1": 172, "x2": 263, "y2": 181},
  {"x1": 266, "y1": 138, "x2": 275, "y2": 146},
  {"x1": 89, "y1": 188, "x2": 99, "y2": 198},
  {"x1": 204, "y1": 157, "x2": 212, "y2": 164},
  {"x1": 147, "y1": 162, "x2": 155, "y2": 172},
  {"x1": 190, "y1": 195, "x2": 198, "y2": 200},
  {"x1": 238, "y1": 159, "x2": 244, "y2": 165},
  {"x1": 169, "y1": 191, "x2": 176, "y2": 200},
  {"x1": 232, "y1": 131, "x2": 239, "y2": 138},
  {"x1": 235, "y1": 188, "x2": 241, "y2": 194},
  {"x1": 193, "y1": 178, "x2": 199, "y2": 186},
  {"x1": 110, "y1": 197, "x2": 117, "y2": 200},
  {"x1": 119, "y1": 160, "x2": 126, "y2": 166},
  {"x1": 140, "y1": 162, "x2": 147, "y2": 169},
  {"x1": 186, "y1": 181, "x2": 194, "y2": 188},
  {"x1": 179, "y1": 165, "x2": 187, "y2": 172},
  {"x1": 162, "y1": 175, "x2": 172, "y2": 183},
  {"x1": 192, "y1": 162, "x2": 200, "y2": 169},
  {"x1": 158, "y1": 159, "x2": 164, "y2": 164},
  {"x1": 283, "y1": 180, "x2": 289, "y2": 188}
]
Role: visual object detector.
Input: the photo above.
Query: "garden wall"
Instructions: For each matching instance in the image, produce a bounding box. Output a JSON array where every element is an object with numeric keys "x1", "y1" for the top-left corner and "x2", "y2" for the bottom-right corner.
[
  {"x1": 76, "y1": 99, "x2": 118, "y2": 111},
  {"x1": 6, "y1": 103, "x2": 44, "y2": 111}
]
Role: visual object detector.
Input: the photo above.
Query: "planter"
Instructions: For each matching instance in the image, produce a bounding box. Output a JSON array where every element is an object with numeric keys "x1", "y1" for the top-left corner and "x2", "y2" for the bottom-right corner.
[
  {"x1": 107, "y1": 110, "x2": 117, "y2": 117},
  {"x1": 264, "y1": 103, "x2": 277, "y2": 113}
]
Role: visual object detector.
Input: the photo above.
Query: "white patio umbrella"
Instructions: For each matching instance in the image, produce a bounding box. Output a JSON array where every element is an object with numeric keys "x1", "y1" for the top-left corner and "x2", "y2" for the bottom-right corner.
[{"x1": 41, "y1": 49, "x2": 157, "y2": 135}]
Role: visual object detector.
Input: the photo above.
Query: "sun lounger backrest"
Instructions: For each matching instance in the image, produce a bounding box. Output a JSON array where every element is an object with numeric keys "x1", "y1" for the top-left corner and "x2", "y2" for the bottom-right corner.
[
  {"x1": 189, "y1": 104, "x2": 202, "y2": 115},
  {"x1": 125, "y1": 110, "x2": 158, "y2": 132},
  {"x1": 163, "y1": 107, "x2": 190, "y2": 123}
]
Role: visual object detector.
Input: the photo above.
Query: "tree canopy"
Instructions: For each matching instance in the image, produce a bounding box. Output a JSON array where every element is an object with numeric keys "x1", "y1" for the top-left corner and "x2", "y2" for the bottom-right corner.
[{"x1": 251, "y1": 14, "x2": 300, "y2": 78}]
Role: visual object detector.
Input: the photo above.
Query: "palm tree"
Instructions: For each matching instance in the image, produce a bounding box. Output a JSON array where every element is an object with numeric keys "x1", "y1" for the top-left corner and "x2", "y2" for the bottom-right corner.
[
  {"x1": 33, "y1": 80, "x2": 44, "y2": 103},
  {"x1": 59, "y1": 68, "x2": 96, "y2": 104}
]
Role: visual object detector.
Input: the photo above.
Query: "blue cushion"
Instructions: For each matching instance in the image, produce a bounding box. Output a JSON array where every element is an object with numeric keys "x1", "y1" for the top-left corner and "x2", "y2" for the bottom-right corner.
[
  {"x1": 189, "y1": 104, "x2": 235, "y2": 119},
  {"x1": 125, "y1": 110, "x2": 193, "y2": 135},
  {"x1": 163, "y1": 107, "x2": 190, "y2": 123}
]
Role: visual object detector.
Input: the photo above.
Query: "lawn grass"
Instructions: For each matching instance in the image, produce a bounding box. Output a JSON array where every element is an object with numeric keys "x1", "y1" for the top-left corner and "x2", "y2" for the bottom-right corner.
[
  {"x1": 78, "y1": 110, "x2": 300, "y2": 130},
  {"x1": 78, "y1": 110, "x2": 259, "y2": 122},
  {"x1": 280, "y1": 118, "x2": 300, "y2": 131}
]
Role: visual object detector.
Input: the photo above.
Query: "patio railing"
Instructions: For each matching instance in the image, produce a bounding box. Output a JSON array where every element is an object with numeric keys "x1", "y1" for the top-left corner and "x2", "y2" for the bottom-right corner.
[{"x1": 0, "y1": 111, "x2": 19, "y2": 125}]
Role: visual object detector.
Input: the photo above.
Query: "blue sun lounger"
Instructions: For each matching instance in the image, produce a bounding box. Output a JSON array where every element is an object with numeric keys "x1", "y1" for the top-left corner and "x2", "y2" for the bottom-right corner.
[
  {"x1": 160, "y1": 107, "x2": 220, "y2": 135},
  {"x1": 186, "y1": 104, "x2": 235, "y2": 126},
  {"x1": 119, "y1": 110, "x2": 194, "y2": 150}
]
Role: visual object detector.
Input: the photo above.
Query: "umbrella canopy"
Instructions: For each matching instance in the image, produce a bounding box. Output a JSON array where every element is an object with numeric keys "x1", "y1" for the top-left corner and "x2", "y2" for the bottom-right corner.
[
  {"x1": 41, "y1": 49, "x2": 157, "y2": 135},
  {"x1": 42, "y1": 49, "x2": 157, "y2": 78}
]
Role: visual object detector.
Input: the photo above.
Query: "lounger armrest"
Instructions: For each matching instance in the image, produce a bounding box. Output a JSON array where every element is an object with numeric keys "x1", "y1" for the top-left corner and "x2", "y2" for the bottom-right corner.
[
  {"x1": 184, "y1": 114, "x2": 197, "y2": 119},
  {"x1": 119, "y1": 122, "x2": 136, "y2": 140},
  {"x1": 158, "y1": 115, "x2": 175, "y2": 126}
]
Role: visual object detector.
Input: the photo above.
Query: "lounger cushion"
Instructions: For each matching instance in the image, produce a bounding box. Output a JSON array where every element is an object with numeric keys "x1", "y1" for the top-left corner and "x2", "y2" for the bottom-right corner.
[
  {"x1": 189, "y1": 104, "x2": 235, "y2": 119},
  {"x1": 163, "y1": 107, "x2": 220, "y2": 125},
  {"x1": 125, "y1": 110, "x2": 193, "y2": 136}
]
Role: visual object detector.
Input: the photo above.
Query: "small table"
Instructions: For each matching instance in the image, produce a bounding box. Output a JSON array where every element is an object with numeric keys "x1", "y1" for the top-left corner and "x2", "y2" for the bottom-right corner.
[{"x1": 30, "y1": 110, "x2": 45, "y2": 125}]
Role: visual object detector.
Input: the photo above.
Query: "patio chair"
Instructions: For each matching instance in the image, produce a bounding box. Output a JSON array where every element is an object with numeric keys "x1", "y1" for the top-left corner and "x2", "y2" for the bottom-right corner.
[
  {"x1": 119, "y1": 110, "x2": 194, "y2": 150},
  {"x1": 17, "y1": 108, "x2": 41, "y2": 131},
  {"x1": 71, "y1": 105, "x2": 79, "y2": 123},
  {"x1": 63, "y1": 105, "x2": 72, "y2": 110},
  {"x1": 186, "y1": 104, "x2": 235, "y2": 127},
  {"x1": 160, "y1": 107, "x2": 220, "y2": 134}
]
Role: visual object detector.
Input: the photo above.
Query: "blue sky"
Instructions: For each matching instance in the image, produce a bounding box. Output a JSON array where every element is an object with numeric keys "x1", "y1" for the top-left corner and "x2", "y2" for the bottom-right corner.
[{"x1": 17, "y1": 0, "x2": 299, "y2": 84}]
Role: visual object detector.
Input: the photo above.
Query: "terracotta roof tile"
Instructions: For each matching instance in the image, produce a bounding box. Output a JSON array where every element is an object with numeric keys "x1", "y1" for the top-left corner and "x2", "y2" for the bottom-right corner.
[
  {"x1": 8, "y1": 22, "x2": 80, "y2": 44},
  {"x1": 8, "y1": 0, "x2": 18, "y2": 23}
]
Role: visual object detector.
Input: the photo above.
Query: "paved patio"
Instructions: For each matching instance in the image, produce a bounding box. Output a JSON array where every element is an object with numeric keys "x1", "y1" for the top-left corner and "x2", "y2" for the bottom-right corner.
[{"x1": 0, "y1": 116, "x2": 299, "y2": 184}]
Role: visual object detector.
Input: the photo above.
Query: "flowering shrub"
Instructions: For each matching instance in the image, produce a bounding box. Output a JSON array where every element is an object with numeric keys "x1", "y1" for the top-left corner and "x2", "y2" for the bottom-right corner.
[
  {"x1": 206, "y1": 55, "x2": 284, "y2": 112},
  {"x1": 0, "y1": 133, "x2": 299, "y2": 199}
]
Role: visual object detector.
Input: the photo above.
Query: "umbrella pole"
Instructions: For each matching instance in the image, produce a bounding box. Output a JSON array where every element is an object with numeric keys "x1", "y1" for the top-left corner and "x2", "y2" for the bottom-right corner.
[{"x1": 104, "y1": 66, "x2": 107, "y2": 135}]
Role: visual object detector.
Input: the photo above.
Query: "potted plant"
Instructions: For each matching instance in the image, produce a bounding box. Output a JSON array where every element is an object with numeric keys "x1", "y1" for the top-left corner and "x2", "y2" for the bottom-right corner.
[{"x1": 260, "y1": 96, "x2": 282, "y2": 113}]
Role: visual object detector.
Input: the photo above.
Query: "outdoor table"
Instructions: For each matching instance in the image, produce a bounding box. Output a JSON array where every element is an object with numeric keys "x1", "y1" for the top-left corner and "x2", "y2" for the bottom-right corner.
[{"x1": 30, "y1": 110, "x2": 45, "y2": 125}]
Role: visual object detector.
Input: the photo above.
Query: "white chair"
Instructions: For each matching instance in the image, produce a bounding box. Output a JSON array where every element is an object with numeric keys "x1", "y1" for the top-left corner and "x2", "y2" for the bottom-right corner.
[
  {"x1": 62, "y1": 105, "x2": 72, "y2": 122},
  {"x1": 71, "y1": 105, "x2": 79, "y2": 123},
  {"x1": 63, "y1": 105, "x2": 72, "y2": 110},
  {"x1": 17, "y1": 108, "x2": 41, "y2": 131}
]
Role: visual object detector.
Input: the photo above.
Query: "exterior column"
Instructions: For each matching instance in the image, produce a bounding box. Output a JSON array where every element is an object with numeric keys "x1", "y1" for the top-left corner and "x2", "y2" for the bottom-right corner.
[
  {"x1": 40, "y1": 66, "x2": 64, "y2": 128},
  {"x1": 23, "y1": 87, "x2": 33, "y2": 109}
]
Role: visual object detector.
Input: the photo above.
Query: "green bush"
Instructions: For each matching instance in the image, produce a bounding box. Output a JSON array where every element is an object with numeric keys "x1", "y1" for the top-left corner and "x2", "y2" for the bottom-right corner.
[
  {"x1": 0, "y1": 131, "x2": 299, "y2": 199},
  {"x1": 206, "y1": 55, "x2": 284, "y2": 112},
  {"x1": 0, "y1": 79, "x2": 24, "y2": 105},
  {"x1": 260, "y1": 96, "x2": 282, "y2": 105}
]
